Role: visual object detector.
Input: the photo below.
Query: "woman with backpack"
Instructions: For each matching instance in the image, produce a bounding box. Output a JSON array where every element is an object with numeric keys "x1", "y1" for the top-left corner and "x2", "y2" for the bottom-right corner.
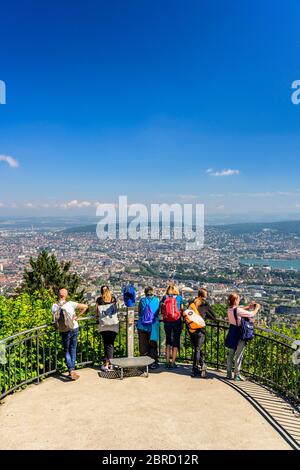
[
  {"x1": 226, "y1": 293, "x2": 260, "y2": 381},
  {"x1": 160, "y1": 285, "x2": 184, "y2": 369},
  {"x1": 185, "y1": 288, "x2": 218, "y2": 378},
  {"x1": 96, "y1": 285, "x2": 119, "y2": 372},
  {"x1": 137, "y1": 286, "x2": 160, "y2": 370}
]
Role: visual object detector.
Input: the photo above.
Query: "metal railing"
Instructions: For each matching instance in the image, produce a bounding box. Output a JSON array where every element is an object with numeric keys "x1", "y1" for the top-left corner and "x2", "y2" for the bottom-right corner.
[{"x1": 0, "y1": 314, "x2": 299, "y2": 403}]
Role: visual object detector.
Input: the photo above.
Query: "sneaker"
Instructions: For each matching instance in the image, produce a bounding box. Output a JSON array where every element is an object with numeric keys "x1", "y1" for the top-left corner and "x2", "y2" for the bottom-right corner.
[
  {"x1": 150, "y1": 363, "x2": 160, "y2": 370},
  {"x1": 191, "y1": 368, "x2": 201, "y2": 378},
  {"x1": 234, "y1": 374, "x2": 246, "y2": 382},
  {"x1": 226, "y1": 373, "x2": 233, "y2": 380},
  {"x1": 164, "y1": 362, "x2": 171, "y2": 369},
  {"x1": 171, "y1": 362, "x2": 178, "y2": 369},
  {"x1": 70, "y1": 371, "x2": 80, "y2": 381},
  {"x1": 100, "y1": 364, "x2": 109, "y2": 372},
  {"x1": 200, "y1": 364, "x2": 207, "y2": 378}
]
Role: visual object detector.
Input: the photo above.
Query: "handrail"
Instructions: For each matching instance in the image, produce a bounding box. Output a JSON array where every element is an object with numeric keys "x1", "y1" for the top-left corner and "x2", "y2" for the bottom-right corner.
[
  {"x1": 0, "y1": 314, "x2": 299, "y2": 403},
  {"x1": 254, "y1": 325, "x2": 297, "y2": 344},
  {"x1": 0, "y1": 323, "x2": 51, "y2": 344},
  {"x1": 0, "y1": 315, "x2": 297, "y2": 345}
]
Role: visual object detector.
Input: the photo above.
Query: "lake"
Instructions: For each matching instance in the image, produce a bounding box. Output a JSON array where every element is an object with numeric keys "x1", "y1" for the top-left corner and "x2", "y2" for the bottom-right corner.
[{"x1": 240, "y1": 258, "x2": 300, "y2": 270}]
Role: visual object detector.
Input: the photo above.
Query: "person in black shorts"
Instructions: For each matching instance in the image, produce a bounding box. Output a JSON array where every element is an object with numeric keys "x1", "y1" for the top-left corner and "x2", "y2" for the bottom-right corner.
[
  {"x1": 160, "y1": 285, "x2": 184, "y2": 369},
  {"x1": 96, "y1": 285, "x2": 118, "y2": 371}
]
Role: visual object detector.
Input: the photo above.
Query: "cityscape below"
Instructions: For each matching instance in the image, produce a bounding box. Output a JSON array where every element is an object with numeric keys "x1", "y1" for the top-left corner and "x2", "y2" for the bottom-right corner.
[{"x1": 0, "y1": 217, "x2": 299, "y2": 330}]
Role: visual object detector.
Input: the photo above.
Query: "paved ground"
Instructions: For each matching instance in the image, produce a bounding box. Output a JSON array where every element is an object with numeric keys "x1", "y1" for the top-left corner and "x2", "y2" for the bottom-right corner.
[{"x1": 0, "y1": 366, "x2": 291, "y2": 450}]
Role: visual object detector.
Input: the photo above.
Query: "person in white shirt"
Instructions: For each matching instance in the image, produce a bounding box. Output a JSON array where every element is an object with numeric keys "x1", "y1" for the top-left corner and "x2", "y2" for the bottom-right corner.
[
  {"x1": 52, "y1": 288, "x2": 88, "y2": 380},
  {"x1": 226, "y1": 292, "x2": 261, "y2": 381}
]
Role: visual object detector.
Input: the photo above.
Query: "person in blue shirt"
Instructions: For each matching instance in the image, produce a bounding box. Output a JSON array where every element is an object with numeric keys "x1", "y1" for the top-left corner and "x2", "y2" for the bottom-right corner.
[
  {"x1": 160, "y1": 285, "x2": 184, "y2": 369},
  {"x1": 137, "y1": 286, "x2": 160, "y2": 370}
]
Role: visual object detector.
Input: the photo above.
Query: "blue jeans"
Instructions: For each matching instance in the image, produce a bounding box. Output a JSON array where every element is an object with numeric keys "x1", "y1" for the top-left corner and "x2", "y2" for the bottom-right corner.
[{"x1": 61, "y1": 328, "x2": 79, "y2": 371}]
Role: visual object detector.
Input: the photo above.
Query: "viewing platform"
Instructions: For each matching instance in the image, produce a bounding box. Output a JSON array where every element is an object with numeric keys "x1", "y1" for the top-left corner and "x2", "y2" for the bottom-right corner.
[
  {"x1": 0, "y1": 366, "x2": 298, "y2": 450},
  {"x1": 0, "y1": 315, "x2": 299, "y2": 450}
]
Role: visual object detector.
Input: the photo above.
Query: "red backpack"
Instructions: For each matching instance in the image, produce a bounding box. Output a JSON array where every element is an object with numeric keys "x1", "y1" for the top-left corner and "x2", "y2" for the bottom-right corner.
[{"x1": 162, "y1": 296, "x2": 181, "y2": 322}]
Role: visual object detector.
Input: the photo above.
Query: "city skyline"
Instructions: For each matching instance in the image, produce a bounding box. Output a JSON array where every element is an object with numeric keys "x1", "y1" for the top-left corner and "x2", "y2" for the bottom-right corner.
[{"x1": 1, "y1": 1, "x2": 300, "y2": 221}]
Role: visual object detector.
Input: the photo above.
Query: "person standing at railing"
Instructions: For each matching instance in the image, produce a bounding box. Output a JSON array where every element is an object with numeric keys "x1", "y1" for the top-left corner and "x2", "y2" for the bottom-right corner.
[
  {"x1": 96, "y1": 286, "x2": 119, "y2": 372},
  {"x1": 160, "y1": 285, "x2": 184, "y2": 369},
  {"x1": 187, "y1": 288, "x2": 218, "y2": 378},
  {"x1": 52, "y1": 288, "x2": 88, "y2": 381},
  {"x1": 137, "y1": 286, "x2": 160, "y2": 370},
  {"x1": 225, "y1": 293, "x2": 261, "y2": 382}
]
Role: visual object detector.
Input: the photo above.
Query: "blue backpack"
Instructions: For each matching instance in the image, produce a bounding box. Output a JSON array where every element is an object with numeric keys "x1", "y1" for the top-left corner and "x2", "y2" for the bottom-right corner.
[
  {"x1": 141, "y1": 297, "x2": 155, "y2": 325},
  {"x1": 240, "y1": 317, "x2": 255, "y2": 342},
  {"x1": 233, "y1": 308, "x2": 254, "y2": 342},
  {"x1": 225, "y1": 308, "x2": 254, "y2": 349}
]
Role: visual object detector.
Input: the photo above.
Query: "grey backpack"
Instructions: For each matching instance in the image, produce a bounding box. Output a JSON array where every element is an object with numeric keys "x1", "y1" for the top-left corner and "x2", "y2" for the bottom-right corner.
[{"x1": 54, "y1": 305, "x2": 75, "y2": 332}]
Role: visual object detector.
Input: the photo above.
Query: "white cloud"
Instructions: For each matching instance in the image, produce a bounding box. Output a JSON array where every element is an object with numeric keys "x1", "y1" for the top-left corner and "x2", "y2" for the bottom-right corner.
[
  {"x1": 0, "y1": 155, "x2": 19, "y2": 168},
  {"x1": 59, "y1": 200, "x2": 95, "y2": 209},
  {"x1": 206, "y1": 168, "x2": 240, "y2": 177},
  {"x1": 0, "y1": 200, "x2": 102, "y2": 211},
  {"x1": 40, "y1": 200, "x2": 105, "y2": 210}
]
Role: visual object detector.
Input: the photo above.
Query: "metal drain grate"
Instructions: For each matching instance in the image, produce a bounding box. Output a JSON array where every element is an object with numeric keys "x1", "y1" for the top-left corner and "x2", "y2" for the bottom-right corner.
[{"x1": 98, "y1": 367, "x2": 145, "y2": 379}]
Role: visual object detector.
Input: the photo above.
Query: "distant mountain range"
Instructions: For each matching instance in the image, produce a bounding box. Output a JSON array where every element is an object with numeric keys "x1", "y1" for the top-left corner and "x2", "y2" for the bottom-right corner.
[{"x1": 63, "y1": 220, "x2": 300, "y2": 235}]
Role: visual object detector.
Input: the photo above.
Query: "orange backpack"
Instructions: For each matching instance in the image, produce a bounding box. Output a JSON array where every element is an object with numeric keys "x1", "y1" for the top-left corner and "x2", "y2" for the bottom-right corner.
[{"x1": 182, "y1": 302, "x2": 206, "y2": 333}]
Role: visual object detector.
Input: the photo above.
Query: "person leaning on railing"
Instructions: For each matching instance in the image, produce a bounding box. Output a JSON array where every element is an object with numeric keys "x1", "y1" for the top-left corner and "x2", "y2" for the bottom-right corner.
[
  {"x1": 160, "y1": 285, "x2": 184, "y2": 369},
  {"x1": 137, "y1": 286, "x2": 160, "y2": 370},
  {"x1": 96, "y1": 285, "x2": 119, "y2": 372},
  {"x1": 52, "y1": 288, "x2": 88, "y2": 381},
  {"x1": 225, "y1": 293, "x2": 261, "y2": 382},
  {"x1": 188, "y1": 288, "x2": 218, "y2": 378}
]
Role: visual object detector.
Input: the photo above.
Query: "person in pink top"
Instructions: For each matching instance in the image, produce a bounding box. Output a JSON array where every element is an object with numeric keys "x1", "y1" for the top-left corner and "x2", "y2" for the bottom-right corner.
[{"x1": 226, "y1": 293, "x2": 261, "y2": 381}]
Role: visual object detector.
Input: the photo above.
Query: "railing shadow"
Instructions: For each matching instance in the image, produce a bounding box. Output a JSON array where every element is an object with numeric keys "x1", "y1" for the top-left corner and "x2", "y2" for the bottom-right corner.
[{"x1": 216, "y1": 372, "x2": 300, "y2": 450}]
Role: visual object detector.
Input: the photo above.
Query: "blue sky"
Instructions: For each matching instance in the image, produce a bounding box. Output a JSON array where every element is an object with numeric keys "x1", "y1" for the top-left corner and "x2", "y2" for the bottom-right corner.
[{"x1": 0, "y1": 0, "x2": 300, "y2": 221}]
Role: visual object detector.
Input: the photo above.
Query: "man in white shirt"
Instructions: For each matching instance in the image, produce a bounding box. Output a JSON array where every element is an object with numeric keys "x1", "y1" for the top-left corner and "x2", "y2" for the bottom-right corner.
[{"x1": 52, "y1": 288, "x2": 88, "y2": 380}]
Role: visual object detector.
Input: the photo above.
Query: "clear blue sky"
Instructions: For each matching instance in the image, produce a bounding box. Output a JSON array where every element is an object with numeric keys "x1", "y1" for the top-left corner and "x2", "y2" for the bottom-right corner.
[{"x1": 0, "y1": 0, "x2": 300, "y2": 221}]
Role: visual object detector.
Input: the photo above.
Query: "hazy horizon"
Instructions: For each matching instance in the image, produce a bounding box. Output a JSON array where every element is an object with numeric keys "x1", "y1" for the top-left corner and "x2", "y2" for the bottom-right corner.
[{"x1": 1, "y1": 213, "x2": 300, "y2": 227}]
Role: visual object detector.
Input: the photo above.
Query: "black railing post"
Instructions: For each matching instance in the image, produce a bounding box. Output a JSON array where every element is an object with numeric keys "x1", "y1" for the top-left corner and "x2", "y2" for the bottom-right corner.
[
  {"x1": 54, "y1": 330, "x2": 58, "y2": 372},
  {"x1": 296, "y1": 364, "x2": 299, "y2": 400},
  {"x1": 216, "y1": 321, "x2": 220, "y2": 370},
  {"x1": 36, "y1": 329, "x2": 40, "y2": 384}
]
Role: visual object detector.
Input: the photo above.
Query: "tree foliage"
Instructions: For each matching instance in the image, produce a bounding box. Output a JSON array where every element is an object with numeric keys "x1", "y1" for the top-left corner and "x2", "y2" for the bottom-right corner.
[
  {"x1": 20, "y1": 250, "x2": 85, "y2": 300},
  {"x1": 0, "y1": 291, "x2": 54, "y2": 339}
]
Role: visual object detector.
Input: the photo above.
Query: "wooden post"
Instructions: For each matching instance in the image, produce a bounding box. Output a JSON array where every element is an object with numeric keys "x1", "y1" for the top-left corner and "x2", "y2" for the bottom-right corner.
[{"x1": 127, "y1": 309, "x2": 135, "y2": 358}]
